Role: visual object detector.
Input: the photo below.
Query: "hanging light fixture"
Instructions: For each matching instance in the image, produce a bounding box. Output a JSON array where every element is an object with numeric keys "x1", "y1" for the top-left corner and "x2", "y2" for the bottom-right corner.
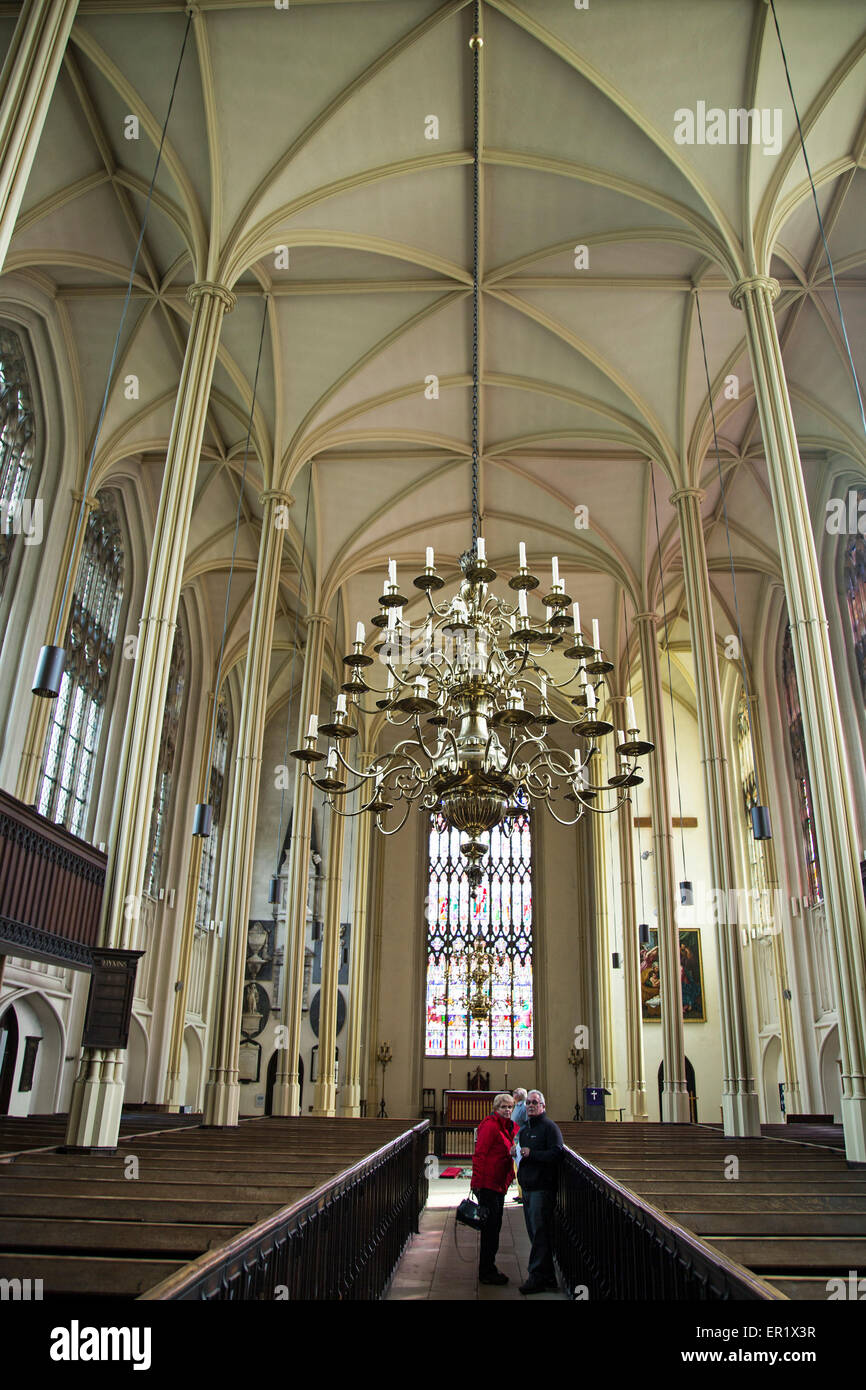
[{"x1": 290, "y1": 10, "x2": 654, "y2": 885}]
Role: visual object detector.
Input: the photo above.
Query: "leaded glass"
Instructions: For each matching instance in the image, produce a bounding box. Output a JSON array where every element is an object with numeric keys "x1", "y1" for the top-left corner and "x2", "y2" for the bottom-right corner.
[
  {"x1": 144, "y1": 624, "x2": 186, "y2": 898},
  {"x1": 37, "y1": 493, "x2": 123, "y2": 836},
  {"x1": 425, "y1": 808, "x2": 533, "y2": 1058},
  {"x1": 195, "y1": 697, "x2": 230, "y2": 929},
  {"x1": 842, "y1": 495, "x2": 866, "y2": 706},
  {"x1": 0, "y1": 327, "x2": 35, "y2": 598},
  {"x1": 736, "y1": 688, "x2": 772, "y2": 929},
  {"x1": 781, "y1": 625, "x2": 822, "y2": 905}
]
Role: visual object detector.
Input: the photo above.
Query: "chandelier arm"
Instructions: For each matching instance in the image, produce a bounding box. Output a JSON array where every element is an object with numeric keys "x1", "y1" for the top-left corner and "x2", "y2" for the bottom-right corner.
[
  {"x1": 375, "y1": 802, "x2": 414, "y2": 836},
  {"x1": 543, "y1": 801, "x2": 585, "y2": 828}
]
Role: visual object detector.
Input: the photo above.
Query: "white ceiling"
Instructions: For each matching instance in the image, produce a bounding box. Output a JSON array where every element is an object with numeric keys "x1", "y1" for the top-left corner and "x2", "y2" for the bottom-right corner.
[{"x1": 4, "y1": 0, "x2": 865, "y2": 711}]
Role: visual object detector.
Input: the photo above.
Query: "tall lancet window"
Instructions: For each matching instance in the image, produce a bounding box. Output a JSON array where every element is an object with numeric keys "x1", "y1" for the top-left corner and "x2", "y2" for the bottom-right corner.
[
  {"x1": 144, "y1": 624, "x2": 186, "y2": 899},
  {"x1": 736, "y1": 688, "x2": 771, "y2": 927},
  {"x1": 0, "y1": 327, "x2": 36, "y2": 598},
  {"x1": 781, "y1": 625, "x2": 822, "y2": 905},
  {"x1": 37, "y1": 493, "x2": 124, "y2": 838},
  {"x1": 842, "y1": 498, "x2": 866, "y2": 706},
  {"x1": 425, "y1": 807, "x2": 533, "y2": 1059},
  {"x1": 195, "y1": 695, "x2": 230, "y2": 929}
]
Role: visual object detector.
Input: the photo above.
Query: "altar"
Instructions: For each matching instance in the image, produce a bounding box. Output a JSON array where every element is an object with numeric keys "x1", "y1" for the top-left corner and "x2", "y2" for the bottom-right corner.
[{"x1": 442, "y1": 1090, "x2": 500, "y2": 1128}]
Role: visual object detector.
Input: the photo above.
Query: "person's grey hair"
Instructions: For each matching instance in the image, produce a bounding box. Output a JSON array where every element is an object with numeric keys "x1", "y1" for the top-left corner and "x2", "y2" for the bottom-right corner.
[
  {"x1": 512, "y1": 1088, "x2": 527, "y2": 1102},
  {"x1": 493, "y1": 1092, "x2": 514, "y2": 1110},
  {"x1": 527, "y1": 1089, "x2": 546, "y2": 1106}
]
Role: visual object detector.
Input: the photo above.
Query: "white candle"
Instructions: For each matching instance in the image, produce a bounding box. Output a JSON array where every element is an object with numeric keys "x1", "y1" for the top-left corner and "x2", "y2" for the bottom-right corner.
[
  {"x1": 519, "y1": 541, "x2": 527, "y2": 569},
  {"x1": 476, "y1": 536, "x2": 486, "y2": 561},
  {"x1": 551, "y1": 555, "x2": 559, "y2": 587},
  {"x1": 388, "y1": 558, "x2": 397, "y2": 587},
  {"x1": 508, "y1": 613, "x2": 516, "y2": 632},
  {"x1": 572, "y1": 601, "x2": 580, "y2": 636},
  {"x1": 545, "y1": 606, "x2": 554, "y2": 628},
  {"x1": 387, "y1": 670, "x2": 395, "y2": 691},
  {"x1": 326, "y1": 748, "x2": 338, "y2": 770},
  {"x1": 626, "y1": 696, "x2": 637, "y2": 730},
  {"x1": 540, "y1": 675, "x2": 548, "y2": 701},
  {"x1": 573, "y1": 748, "x2": 581, "y2": 765},
  {"x1": 518, "y1": 590, "x2": 528, "y2": 618},
  {"x1": 307, "y1": 714, "x2": 318, "y2": 740},
  {"x1": 416, "y1": 676, "x2": 429, "y2": 699},
  {"x1": 336, "y1": 694, "x2": 347, "y2": 715},
  {"x1": 592, "y1": 618, "x2": 600, "y2": 651},
  {"x1": 586, "y1": 684, "x2": 597, "y2": 710},
  {"x1": 616, "y1": 729, "x2": 625, "y2": 745},
  {"x1": 426, "y1": 546, "x2": 434, "y2": 569},
  {"x1": 355, "y1": 620, "x2": 365, "y2": 645},
  {"x1": 578, "y1": 668, "x2": 587, "y2": 687}
]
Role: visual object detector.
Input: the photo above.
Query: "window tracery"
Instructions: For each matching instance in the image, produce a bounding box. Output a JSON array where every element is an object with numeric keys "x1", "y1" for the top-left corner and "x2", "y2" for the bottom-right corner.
[
  {"x1": 781, "y1": 625, "x2": 822, "y2": 905},
  {"x1": 0, "y1": 326, "x2": 36, "y2": 599},
  {"x1": 144, "y1": 623, "x2": 186, "y2": 899},
  {"x1": 37, "y1": 493, "x2": 123, "y2": 838},
  {"x1": 195, "y1": 695, "x2": 230, "y2": 929},
  {"x1": 425, "y1": 808, "x2": 533, "y2": 1059}
]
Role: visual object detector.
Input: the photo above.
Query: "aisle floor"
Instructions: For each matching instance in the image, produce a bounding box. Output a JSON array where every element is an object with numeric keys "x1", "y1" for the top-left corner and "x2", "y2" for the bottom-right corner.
[{"x1": 386, "y1": 1177, "x2": 569, "y2": 1301}]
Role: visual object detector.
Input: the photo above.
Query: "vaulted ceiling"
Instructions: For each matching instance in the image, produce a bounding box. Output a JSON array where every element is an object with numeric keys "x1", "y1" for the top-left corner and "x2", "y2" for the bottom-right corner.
[{"x1": 4, "y1": 0, "x2": 865, "y2": 718}]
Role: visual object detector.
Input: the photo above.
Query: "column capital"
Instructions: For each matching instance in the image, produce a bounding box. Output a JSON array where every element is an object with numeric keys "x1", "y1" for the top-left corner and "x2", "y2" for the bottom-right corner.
[
  {"x1": 730, "y1": 276, "x2": 779, "y2": 310},
  {"x1": 670, "y1": 487, "x2": 705, "y2": 507},
  {"x1": 633, "y1": 611, "x2": 657, "y2": 626},
  {"x1": 260, "y1": 489, "x2": 293, "y2": 509},
  {"x1": 306, "y1": 611, "x2": 332, "y2": 627},
  {"x1": 71, "y1": 489, "x2": 99, "y2": 512},
  {"x1": 187, "y1": 281, "x2": 236, "y2": 313}
]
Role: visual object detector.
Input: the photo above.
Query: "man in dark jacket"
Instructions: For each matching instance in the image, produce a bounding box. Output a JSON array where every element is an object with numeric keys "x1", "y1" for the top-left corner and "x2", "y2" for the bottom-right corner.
[{"x1": 516, "y1": 1090, "x2": 563, "y2": 1294}]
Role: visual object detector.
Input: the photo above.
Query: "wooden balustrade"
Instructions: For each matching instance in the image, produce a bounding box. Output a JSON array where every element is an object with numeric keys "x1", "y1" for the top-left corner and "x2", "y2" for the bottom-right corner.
[{"x1": 0, "y1": 788, "x2": 106, "y2": 969}]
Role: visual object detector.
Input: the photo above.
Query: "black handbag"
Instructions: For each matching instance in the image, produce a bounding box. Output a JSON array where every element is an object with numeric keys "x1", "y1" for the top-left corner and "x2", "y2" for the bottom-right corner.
[{"x1": 456, "y1": 1194, "x2": 489, "y2": 1230}]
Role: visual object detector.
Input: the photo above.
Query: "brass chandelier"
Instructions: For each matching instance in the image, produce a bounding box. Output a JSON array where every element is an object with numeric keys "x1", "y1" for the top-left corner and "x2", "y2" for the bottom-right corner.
[{"x1": 291, "y1": 11, "x2": 654, "y2": 886}]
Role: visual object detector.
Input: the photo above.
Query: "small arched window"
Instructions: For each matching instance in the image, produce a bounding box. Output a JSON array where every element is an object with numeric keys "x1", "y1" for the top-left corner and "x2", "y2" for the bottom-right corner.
[
  {"x1": 144, "y1": 623, "x2": 186, "y2": 899},
  {"x1": 195, "y1": 695, "x2": 230, "y2": 929},
  {"x1": 37, "y1": 492, "x2": 124, "y2": 837},
  {"x1": 0, "y1": 326, "x2": 36, "y2": 599},
  {"x1": 781, "y1": 625, "x2": 822, "y2": 905}
]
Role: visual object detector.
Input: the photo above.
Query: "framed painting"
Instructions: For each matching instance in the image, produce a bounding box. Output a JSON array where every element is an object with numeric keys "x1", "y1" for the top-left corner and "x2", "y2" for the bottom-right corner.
[{"x1": 640, "y1": 928, "x2": 706, "y2": 1022}]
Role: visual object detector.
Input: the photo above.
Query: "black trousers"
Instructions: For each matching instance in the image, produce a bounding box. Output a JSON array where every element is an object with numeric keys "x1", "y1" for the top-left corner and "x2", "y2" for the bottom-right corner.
[{"x1": 476, "y1": 1188, "x2": 505, "y2": 1275}]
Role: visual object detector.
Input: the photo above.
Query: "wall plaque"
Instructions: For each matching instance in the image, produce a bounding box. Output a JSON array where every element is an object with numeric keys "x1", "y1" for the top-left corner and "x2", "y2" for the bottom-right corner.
[{"x1": 81, "y1": 948, "x2": 143, "y2": 1048}]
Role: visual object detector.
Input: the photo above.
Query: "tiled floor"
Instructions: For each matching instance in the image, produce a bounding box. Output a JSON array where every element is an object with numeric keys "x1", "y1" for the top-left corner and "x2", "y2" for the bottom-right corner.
[{"x1": 386, "y1": 1177, "x2": 569, "y2": 1301}]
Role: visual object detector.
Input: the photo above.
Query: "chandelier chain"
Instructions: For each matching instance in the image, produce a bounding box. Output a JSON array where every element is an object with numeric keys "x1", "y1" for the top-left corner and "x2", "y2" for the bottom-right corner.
[{"x1": 470, "y1": 0, "x2": 481, "y2": 547}]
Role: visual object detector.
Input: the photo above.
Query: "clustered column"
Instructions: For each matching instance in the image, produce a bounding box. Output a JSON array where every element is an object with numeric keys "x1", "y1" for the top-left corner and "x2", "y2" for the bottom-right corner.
[
  {"x1": 64, "y1": 281, "x2": 235, "y2": 1151},
  {"x1": 203, "y1": 489, "x2": 289, "y2": 1127},
  {"x1": 0, "y1": 0, "x2": 79, "y2": 271},
  {"x1": 312, "y1": 804, "x2": 347, "y2": 1117},
  {"x1": 611, "y1": 694, "x2": 647, "y2": 1122},
  {"x1": 590, "y1": 800, "x2": 617, "y2": 1111},
  {"x1": 341, "y1": 751, "x2": 373, "y2": 1116},
  {"x1": 732, "y1": 275, "x2": 866, "y2": 1160},
  {"x1": 672, "y1": 486, "x2": 759, "y2": 1136},
  {"x1": 635, "y1": 612, "x2": 691, "y2": 1122},
  {"x1": 272, "y1": 612, "x2": 330, "y2": 1117}
]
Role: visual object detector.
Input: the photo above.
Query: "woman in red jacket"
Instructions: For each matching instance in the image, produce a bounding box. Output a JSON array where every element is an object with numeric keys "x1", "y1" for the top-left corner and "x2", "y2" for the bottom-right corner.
[{"x1": 470, "y1": 1093, "x2": 516, "y2": 1285}]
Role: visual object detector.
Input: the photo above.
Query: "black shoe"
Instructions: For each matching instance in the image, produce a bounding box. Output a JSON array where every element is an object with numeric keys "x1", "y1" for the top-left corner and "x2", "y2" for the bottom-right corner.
[
  {"x1": 479, "y1": 1271, "x2": 509, "y2": 1285},
  {"x1": 520, "y1": 1280, "x2": 546, "y2": 1295}
]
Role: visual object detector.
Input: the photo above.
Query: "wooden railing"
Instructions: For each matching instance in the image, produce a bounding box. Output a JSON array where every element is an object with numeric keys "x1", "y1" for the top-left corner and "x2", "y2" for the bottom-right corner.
[
  {"x1": 428, "y1": 1124, "x2": 476, "y2": 1159},
  {"x1": 142, "y1": 1121, "x2": 430, "y2": 1301},
  {"x1": 554, "y1": 1146, "x2": 783, "y2": 1300},
  {"x1": 0, "y1": 789, "x2": 106, "y2": 969}
]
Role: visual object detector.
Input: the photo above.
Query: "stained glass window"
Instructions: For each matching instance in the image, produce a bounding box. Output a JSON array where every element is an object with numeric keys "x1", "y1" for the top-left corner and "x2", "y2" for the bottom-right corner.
[
  {"x1": 144, "y1": 624, "x2": 186, "y2": 898},
  {"x1": 781, "y1": 625, "x2": 822, "y2": 905},
  {"x1": 37, "y1": 493, "x2": 123, "y2": 838},
  {"x1": 842, "y1": 493, "x2": 866, "y2": 706},
  {"x1": 736, "y1": 687, "x2": 772, "y2": 929},
  {"x1": 425, "y1": 809, "x2": 533, "y2": 1058},
  {"x1": 0, "y1": 327, "x2": 35, "y2": 599},
  {"x1": 195, "y1": 696, "x2": 230, "y2": 929}
]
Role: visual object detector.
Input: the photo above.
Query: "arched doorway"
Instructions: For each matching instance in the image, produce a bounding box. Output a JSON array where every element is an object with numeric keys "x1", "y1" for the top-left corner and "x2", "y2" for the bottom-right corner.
[
  {"x1": 657, "y1": 1058, "x2": 698, "y2": 1122},
  {"x1": 265, "y1": 1052, "x2": 302, "y2": 1115},
  {"x1": 0, "y1": 1006, "x2": 19, "y2": 1115},
  {"x1": 124, "y1": 1015, "x2": 148, "y2": 1105},
  {"x1": 181, "y1": 1027, "x2": 203, "y2": 1111}
]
